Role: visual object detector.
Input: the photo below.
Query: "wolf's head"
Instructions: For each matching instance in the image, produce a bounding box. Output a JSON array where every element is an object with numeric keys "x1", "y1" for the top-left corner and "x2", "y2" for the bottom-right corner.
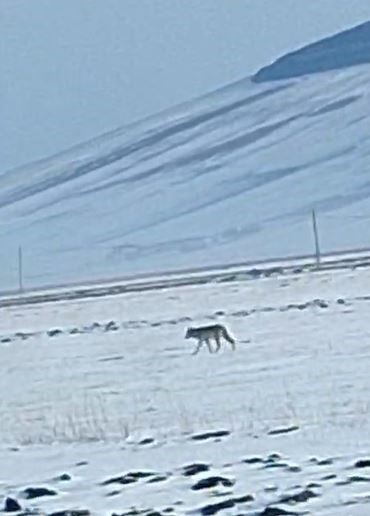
[{"x1": 185, "y1": 327, "x2": 193, "y2": 339}]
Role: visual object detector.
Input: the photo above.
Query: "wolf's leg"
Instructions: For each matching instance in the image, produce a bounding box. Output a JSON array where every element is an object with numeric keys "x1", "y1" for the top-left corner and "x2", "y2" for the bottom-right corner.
[
  {"x1": 192, "y1": 339, "x2": 203, "y2": 355},
  {"x1": 228, "y1": 336, "x2": 236, "y2": 351},
  {"x1": 222, "y1": 328, "x2": 236, "y2": 350},
  {"x1": 205, "y1": 338, "x2": 213, "y2": 354},
  {"x1": 214, "y1": 334, "x2": 221, "y2": 352}
]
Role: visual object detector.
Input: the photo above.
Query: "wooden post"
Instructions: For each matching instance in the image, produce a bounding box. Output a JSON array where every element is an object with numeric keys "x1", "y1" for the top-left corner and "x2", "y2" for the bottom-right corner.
[
  {"x1": 18, "y1": 245, "x2": 23, "y2": 292},
  {"x1": 312, "y1": 209, "x2": 321, "y2": 267}
]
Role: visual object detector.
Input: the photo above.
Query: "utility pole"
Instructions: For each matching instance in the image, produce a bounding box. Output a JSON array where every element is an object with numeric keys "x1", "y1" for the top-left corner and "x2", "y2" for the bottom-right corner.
[
  {"x1": 18, "y1": 245, "x2": 24, "y2": 293},
  {"x1": 312, "y1": 209, "x2": 321, "y2": 267}
]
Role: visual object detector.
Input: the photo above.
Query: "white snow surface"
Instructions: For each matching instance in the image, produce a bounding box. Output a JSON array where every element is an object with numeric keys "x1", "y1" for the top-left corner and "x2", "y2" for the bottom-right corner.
[
  {"x1": 2, "y1": 22, "x2": 370, "y2": 290},
  {"x1": 1, "y1": 266, "x2": 370, "y2": 514}
]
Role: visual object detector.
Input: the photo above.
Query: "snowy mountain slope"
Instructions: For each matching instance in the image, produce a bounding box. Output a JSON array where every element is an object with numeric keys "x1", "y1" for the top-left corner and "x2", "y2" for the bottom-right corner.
[{"x1": 2, "y1": 22, "x2": 370, "y2": 289}]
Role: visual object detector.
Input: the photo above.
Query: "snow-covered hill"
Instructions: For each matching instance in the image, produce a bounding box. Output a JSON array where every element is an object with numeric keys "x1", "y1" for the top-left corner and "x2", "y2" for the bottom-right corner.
[{"x1": 2, "y1": 22, "x2": 370, "y2": 290}]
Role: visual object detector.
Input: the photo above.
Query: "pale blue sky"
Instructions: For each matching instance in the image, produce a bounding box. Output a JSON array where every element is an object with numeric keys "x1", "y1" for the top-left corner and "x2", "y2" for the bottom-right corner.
[{"x1": 3, "y1": 0, "x2": 370, "y2": 172}]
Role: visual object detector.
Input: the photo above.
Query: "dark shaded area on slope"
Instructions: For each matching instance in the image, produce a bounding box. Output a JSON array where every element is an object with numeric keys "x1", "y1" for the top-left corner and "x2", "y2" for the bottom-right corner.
[
  {"x1": 294, "y1": 183, "x2": 370, "y2": 216},
  {"x1": 253, "y1": 21, "x2": 370, "y2": 82},
  {"x1": 309, "y1": 95, "x2": 361, "y2": 117},
  {"x1": 71, "y1": 114, "x2": 303, "y2": 198},
  {"x1": 105, "y1": 83, "x2": 292, "y2": 176},
  {"x1": 0, "y1": 85, "x2": 289, "y2": 211}
]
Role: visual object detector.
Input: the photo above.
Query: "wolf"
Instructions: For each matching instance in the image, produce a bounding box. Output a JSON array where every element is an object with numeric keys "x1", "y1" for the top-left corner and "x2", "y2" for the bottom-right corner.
[{"x1": 185, "y1": 324, "x2": 236, "y2": 354}]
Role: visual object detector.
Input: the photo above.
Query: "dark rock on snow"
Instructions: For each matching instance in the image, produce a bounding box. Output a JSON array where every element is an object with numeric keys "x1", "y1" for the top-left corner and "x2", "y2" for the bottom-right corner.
[
  {"x1": 190, "y1": 430, "x2": 230, "y2": 441},
  {"x1": 4, "y1": 497, "x2": 22, "y2": 512},
  {"x1": 23, "y1": 487, "x2": 57, "y2": 499},
  {"x1": 192, "y1": 476, "x2": 234, "y2": 490},
  {"x1": 182, "y1": 463, "x2": 210, "y2": 476}
]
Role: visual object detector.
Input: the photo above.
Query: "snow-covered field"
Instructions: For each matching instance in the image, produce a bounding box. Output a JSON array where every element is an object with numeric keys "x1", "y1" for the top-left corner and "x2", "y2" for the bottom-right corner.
[{"x1": 2, "y1": 266, "x2": 370, "y2": 514}]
